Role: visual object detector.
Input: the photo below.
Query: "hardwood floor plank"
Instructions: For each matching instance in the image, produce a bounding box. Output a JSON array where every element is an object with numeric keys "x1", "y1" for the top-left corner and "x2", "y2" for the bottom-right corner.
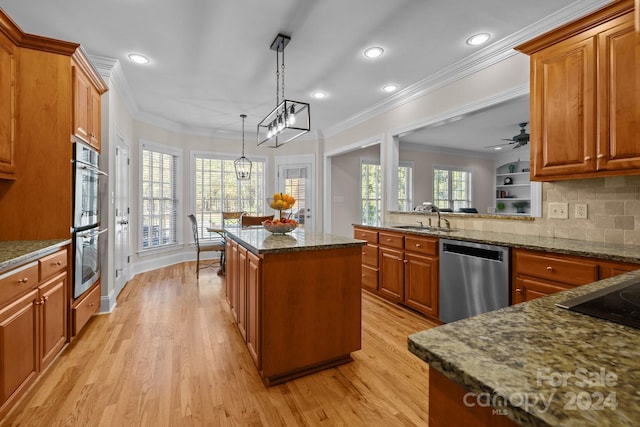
[{"x1": 1, "y1": 262, "x2": 435, "y2": 426}]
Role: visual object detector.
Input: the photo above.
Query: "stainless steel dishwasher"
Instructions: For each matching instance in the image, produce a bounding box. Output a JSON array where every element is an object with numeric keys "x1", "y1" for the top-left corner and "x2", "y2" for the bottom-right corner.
[{"x1": 439, "y1": 239, "x2": 510, "y2": 323}]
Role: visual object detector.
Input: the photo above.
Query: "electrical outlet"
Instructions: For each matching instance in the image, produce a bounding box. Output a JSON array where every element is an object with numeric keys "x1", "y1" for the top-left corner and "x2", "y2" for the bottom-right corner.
[
  {"x1": 575, "y1": 203, "x2": 588, "y2": 219},
  {"x1": 549, "y1": 202, "x2": 569, "y2": 219}
]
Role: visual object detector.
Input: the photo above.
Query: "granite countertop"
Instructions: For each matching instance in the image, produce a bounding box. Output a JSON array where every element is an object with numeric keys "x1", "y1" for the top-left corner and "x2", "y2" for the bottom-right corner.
[
  {"x1": 0, "y1": 239, "x2": 71, "y2": 274},
  {"x1": 225, "y1": 226, "x2": 366, "y2": 255},
  {"x1": 356, "y1": 223, "x2": 640, "y2": 264},
  {"x1": 408, "y1": 269, "x2": 640, "y2": 427}
]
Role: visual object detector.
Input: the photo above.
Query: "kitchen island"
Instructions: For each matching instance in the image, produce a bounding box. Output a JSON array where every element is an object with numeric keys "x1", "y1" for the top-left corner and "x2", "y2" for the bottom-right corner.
[
  {"x1": 409, "y1": 269, "x2": 640, "y2": 427},
  {"x1": 224, "y1": 227, "x2": 366, "y2": 386}
]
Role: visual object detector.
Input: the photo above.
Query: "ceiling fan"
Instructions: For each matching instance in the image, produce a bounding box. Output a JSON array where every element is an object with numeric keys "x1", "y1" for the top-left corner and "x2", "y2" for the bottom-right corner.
[{"x1": 485, "y1": 122, "x2": 529, "y2": 149}]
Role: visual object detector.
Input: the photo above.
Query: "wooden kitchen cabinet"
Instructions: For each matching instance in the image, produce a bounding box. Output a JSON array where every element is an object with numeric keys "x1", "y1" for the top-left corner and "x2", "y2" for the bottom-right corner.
[
  {"x1": 378, "y1": 231, "x2": 405, "y2": 303},
  {"x1": 226, "y1": 239, "x2": 239, "y2": 322},
  {"x1": 404, "y1": 235, "x2": 439, "y2": 318},
  {"x1": 246, "y1": 251, "x2": 261, "y2": 368},
  {"x1": 512, "y1": 248, "x2": 640, "y2": 303},
  {"x1": 0, "y1": 31, "x2": 16, "y2": 180},
  {"x1": 72, "y1": 60, "x2": 102, "y2": 151},
  {"x1": 354, "y1": 226, "x2": 379, "y2": 292},
  {"x1": 516, "y1": 0, "x2": 640, "y2": 181},
  {"x1": 0, "y1": 246, "x2": 69, "y2": 418},
  {"x1": 237, "y1": 245, "x2": 248, "y2": 341}
]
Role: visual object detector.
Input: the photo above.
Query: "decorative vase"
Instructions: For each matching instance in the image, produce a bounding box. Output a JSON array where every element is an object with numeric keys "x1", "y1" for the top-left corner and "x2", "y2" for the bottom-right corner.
[{"x1": 508, "y1": 164, "x2": 516, "y2": 173}]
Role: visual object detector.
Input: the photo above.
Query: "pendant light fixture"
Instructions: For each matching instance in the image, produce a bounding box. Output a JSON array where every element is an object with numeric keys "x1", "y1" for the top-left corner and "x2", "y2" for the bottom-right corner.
[
  {"x1": 234, "y1": 114, "x2": 252, "y2": 180},
  {"x1": 257, "y1": 34, "x2": 310, "y2": 148}
]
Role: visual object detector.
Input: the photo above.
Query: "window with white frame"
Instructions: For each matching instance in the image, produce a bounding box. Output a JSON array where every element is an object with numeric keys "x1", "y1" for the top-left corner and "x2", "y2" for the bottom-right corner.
[
  {"x1": 360, "y1": 160, "x2": 413, "y2": 224},
  {"x1": 192, "y1": 154, "x2": 265, "y2": 238},
  {"x1": 433, "y1": 166, "x2": 472, "y2": 211},
  {"x1": 140, "y1": 142, "x2": 181, "y2": 250}
]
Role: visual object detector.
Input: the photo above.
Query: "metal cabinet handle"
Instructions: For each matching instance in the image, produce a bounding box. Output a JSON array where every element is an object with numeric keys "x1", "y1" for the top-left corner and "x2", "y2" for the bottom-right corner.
[
  {"x1": 546, "y1": 266, "x2": 553, "y2": 271},
  {"x1": 597, "y1": 154, "x2": 605, "y2": 159},
  {"x1": 584, "y1": 156, "x2": 591, "y2": 161},
  {"x1": 415, "y1": 243, "x2": 421, "y2": 247},
  {"x1": 515, "y1": 288, "x2": 522, "y2": 293},
  {"x1": 18, "y1": 277, "x2": 28, "y2": 284},
  {"x1": 54, "y1": 261, "x2": 62, "y2": 265}
]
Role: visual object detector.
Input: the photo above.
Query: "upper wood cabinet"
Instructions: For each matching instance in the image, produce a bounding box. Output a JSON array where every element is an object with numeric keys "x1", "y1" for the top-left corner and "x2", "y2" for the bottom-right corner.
[
  {"x1": 0, "y1": 31, "x2": 16, "y2": 180},
  {"x1": 72, "y1": 57, "x2": 103, "y2": 151},
  {"x1": 516, "y1": 0, "x2": 640, "y2": 181}
]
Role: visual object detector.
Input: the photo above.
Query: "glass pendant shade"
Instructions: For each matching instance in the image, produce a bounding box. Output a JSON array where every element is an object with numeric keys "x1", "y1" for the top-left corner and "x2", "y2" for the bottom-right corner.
[{"x1": 234, "y1": 114, "x2": 252, "y2": 180}]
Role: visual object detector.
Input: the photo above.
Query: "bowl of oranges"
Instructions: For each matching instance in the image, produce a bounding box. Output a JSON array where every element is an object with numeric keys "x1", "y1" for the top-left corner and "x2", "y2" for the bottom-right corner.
[{"x1": 264, "y1": 193, "x2": 298, "y2": 233}]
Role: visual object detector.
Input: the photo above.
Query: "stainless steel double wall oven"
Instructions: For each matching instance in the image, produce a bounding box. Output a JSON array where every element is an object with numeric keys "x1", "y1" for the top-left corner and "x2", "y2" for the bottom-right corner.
[{"x1": 72, "y1": 140, "x2": 107, "y2": 299}]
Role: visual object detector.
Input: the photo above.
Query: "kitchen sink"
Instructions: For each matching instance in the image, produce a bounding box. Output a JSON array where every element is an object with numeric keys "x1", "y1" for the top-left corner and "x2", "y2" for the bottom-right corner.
[{"x1": 392, "y1": 225, "x2": 456, "y2": 233}]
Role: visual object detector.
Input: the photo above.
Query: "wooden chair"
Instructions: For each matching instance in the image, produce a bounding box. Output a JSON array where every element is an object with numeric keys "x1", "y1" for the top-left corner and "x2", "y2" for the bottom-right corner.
[
  {"x1": 188, "y1": 214, "x2": 225, "y2": 278},
  {"x1": 241, "y1": 214, "x2": 275, "y2": 228},
  {"x1": 222, "y1": 211, "x2": 245, "y2": 227}
]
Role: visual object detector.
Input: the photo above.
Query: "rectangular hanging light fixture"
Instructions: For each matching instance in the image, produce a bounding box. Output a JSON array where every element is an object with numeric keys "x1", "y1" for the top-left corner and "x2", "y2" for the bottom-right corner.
[{"x1": 257, "y1": 34, "x2": 310, "y2": 148}]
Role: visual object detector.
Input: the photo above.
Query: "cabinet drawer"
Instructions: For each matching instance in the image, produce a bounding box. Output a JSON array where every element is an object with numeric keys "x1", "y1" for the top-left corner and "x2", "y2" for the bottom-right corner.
[
  {"x1": 515, "y1": 251, "x2": 598, "y2": 286},
  {"x1": 361, "y1": 265, "x2": 378, "y2": 292},
  {"x1": 362, "y1": 244, "x2": 378, "y2": 268},
  {"x1": 405, "y1": 236, "x2": 438, "y2": 256},
  {"x1": 73, "y1": 283, "x2": 100, "y2": 336},
  {"x1": 39, "y1": 249, "x2": 67, "y2": 282},
  {"x1": 354, "y1": 228, "x2": 378, "y2": 244},
  {"x1": 379, "y1": 232, "x2": 404, "y2": 249},
  {"x1": 0, "y1": 262, "x2": 39, "y2": 306}
]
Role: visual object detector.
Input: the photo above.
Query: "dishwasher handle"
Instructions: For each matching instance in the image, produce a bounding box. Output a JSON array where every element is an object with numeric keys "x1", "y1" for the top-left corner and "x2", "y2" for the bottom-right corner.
[{"x1": 442, "y1": 242, "x2": 505, "y2": 262}]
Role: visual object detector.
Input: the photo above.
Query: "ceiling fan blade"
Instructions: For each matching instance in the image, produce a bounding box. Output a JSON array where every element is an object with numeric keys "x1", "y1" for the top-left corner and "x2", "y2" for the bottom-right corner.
[
  {"x1": 484, "y1": 142, "x2": 512, "y2": 148},
  {"x1": 501, "y1": 138, "x2": 514, "y2": 142}
]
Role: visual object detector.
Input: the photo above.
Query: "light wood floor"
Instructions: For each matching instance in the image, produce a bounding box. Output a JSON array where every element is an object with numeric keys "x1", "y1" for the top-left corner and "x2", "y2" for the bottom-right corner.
[{"x1": 1, "y1": 262, "x2": 436, "y2": 426}]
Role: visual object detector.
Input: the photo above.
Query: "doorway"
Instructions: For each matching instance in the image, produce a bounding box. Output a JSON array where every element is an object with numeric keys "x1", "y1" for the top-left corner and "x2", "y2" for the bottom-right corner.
[
  {"x1": 114, "y1": 132, "x2": 130, "y2": 296},
  {"x1": 276, "y1": 155, "x2": 314, "y2": 231}
]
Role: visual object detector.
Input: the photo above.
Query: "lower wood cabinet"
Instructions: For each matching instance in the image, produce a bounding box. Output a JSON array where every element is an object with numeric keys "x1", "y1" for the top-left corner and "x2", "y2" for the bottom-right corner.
[
  {"x1": 72, "y1": 281, "x2": 100, "y2": 337},
  {"x1": 246, "y1": 251, "x2": 261, "y2": 368},
  {"x1": 360, "y1": 227, "x2": 440, "y2": 321},
  {"x1": 0, "y1": 246, "x2": 69, "y2": 418},
  {"x1": 513, "y1": 249, "x2": 640, "y2": 303}
]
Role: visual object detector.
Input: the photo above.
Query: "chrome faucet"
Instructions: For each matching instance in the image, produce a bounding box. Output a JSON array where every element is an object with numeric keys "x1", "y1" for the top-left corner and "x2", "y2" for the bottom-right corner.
[
  {"x1": 423, "y1": 202, "x2": 442, "y2": 228},
  {"x1": 416, "y1": 220, "x2": 424, "y2": 228}
]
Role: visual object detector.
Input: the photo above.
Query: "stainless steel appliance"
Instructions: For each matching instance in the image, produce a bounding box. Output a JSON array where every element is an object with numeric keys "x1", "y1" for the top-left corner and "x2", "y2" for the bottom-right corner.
[
  {"x1": 73, "y1": 141, "x2": 105, "y2": 229},
  {"x1": 556, "y1": 277, "x2": 640, "y2": 329},
  {"x1": 73, "y1": 227, "x2": 107, "y2": 298},
  {"x1": 440, "y1": 239, "x2": 510, "y2": 323},
  {"x1": 72, "y1": 140, "x2": 107, "y2": 299}
]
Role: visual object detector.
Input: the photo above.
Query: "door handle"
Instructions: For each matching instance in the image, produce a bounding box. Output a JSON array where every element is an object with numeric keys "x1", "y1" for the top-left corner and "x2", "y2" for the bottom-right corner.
[{"x1": 119, "y1": 220, "x2": 129, "y2": 225}]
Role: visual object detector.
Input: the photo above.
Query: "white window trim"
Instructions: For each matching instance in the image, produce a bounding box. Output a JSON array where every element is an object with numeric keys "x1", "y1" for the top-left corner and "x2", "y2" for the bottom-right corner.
[
  {"x1": 138, "y1": 139, "x2": 184, "y2": 253},
  {"x1": 398, "y1": 160, "x2": 414, "y2": 212},
  {"x1": 432, "y1": 164, "x2": 473, "y2": 210}
]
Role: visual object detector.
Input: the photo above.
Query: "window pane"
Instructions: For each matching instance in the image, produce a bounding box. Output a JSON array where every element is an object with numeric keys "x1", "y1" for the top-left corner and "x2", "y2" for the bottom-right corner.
[{"x1": 141, "y1": 148, "x2": 178, "y2": 249}]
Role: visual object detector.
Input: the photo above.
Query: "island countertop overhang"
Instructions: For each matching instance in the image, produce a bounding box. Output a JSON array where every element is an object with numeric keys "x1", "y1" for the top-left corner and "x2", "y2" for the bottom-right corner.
[{"x1": 224, "y1": 226, "x2": 366, "y2": 255}]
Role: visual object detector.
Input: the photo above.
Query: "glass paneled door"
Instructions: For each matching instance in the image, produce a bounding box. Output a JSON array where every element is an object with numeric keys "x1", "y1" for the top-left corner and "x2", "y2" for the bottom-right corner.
[{"x1": 278, "y1": 163, "x2": 313, "y2": 231}]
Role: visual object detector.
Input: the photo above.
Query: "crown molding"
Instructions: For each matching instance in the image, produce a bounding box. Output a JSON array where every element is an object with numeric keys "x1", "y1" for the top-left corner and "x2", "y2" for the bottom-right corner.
[{"x1": 321, "y1": 0, "x2": 609, "y2": 139}]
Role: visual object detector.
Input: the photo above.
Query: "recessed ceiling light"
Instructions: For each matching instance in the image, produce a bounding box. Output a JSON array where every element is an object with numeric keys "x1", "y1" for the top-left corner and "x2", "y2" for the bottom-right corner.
[
  {"x1": 128, "y1": 53, "x2": 150, "y2": 64},
  {"x1": 382, "y1": 84, "x2": 398, "y2": 93},
  {"x1": 466, "y1": 33, "x2": 491, "y2": 46},
  {"x1": 311, "y1": 91, "x2": 327, "y2": 99},
  {"x1": 364, "y1": 47, "x2": 384, "y2": 58}
]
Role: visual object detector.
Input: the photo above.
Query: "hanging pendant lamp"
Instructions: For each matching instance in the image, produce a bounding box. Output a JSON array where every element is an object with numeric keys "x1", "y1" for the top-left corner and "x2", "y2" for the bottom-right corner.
[
  {"x1": 234, "y1": 114, "x2": 252, "y2": 180},
  {"x1": 257, "y1": 34, "x2": 310, "y2": 148}
]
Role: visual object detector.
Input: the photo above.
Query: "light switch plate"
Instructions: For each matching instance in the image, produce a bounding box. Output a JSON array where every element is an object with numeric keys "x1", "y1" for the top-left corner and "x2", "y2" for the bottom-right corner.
[
  {"x1": 549, "y1": 202, "x2": 569, "y2": 219},
  {"x1": 575, "y1": 203, "x2": 588, "y2": 219}
]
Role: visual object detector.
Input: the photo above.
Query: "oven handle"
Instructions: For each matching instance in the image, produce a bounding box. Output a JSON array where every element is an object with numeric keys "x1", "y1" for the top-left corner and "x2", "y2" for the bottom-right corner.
[
  {"x1": 77, "y1": 162, "x2": 108, "y2": 177},
  {"x1": 79, "y1": 228, "x2": 109, "y2": 239}
]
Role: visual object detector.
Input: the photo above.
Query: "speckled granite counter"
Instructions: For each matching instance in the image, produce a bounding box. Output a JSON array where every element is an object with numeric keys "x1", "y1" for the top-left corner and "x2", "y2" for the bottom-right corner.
[
  {"x1": 409, "y1": 270, "x2": 640, "y2": 426},
  {"x1": 0, "y1": 239, "x2": 71, "y2": 274},
  {"x1": 356, "y1": 223, "x2": 640, "y2": 264},
  {"x1": 225, "y1": 226, "x2": 366, "y2": 255}
]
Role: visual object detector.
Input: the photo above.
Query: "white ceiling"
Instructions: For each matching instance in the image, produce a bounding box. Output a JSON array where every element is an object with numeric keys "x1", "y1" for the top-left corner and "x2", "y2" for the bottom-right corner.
[{"x1": 2, "y1": 0, "x2": 608, "y2": 149}]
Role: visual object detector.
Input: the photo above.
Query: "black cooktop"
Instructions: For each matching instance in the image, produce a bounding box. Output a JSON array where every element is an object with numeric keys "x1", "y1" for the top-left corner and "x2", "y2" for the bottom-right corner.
[{"x1": 556, "y1": 278, "x2": 640, "y2": 330}]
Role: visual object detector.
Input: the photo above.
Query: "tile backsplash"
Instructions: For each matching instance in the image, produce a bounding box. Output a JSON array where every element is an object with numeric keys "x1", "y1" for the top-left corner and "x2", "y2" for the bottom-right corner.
[{"x1": 389, "y1": 175, "x2": 640, "y2": 246}]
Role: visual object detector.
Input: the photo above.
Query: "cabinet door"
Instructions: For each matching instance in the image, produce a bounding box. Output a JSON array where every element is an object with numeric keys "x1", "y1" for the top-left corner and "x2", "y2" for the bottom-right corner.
[
  {"x1": 237, "y1": 246, "x2": 248, "y2": 341},
  {"x1": 0, "y1": 290, "x2": 38, "y2": 412},
  {"x1": 379, "y1": 247, "x2": 404, "y2": 302},
  {"x1": 246, "y1": 252, "x2": 261, "y2": 369},
  {"x1": 227, "y1": 240, "x2": 239, "y2": 321},
  {"x1": 0, "y1": 34, "x2": 15, "y2": 179},
  {"x1": 72, "y1": 66, "x2": 91, "y2": 144},
  {"x1": 513, "y1": 277, "x2": 572, "y2": 304},
  {"x1": 89, "y1": 86, "x2": 101, "y2": 151},
  {"x1": 404, "y1": 252, "x2": 438, "y2": 318},
  {"x1": 39, "y1": 272, "x2": 67, "y2": 368},
  {"x1": 597, "y1": 15, "x2": 640, "y2": 171},
  {"x1": 530, "y1": 34, "x2": 596, "y2": 178}
]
